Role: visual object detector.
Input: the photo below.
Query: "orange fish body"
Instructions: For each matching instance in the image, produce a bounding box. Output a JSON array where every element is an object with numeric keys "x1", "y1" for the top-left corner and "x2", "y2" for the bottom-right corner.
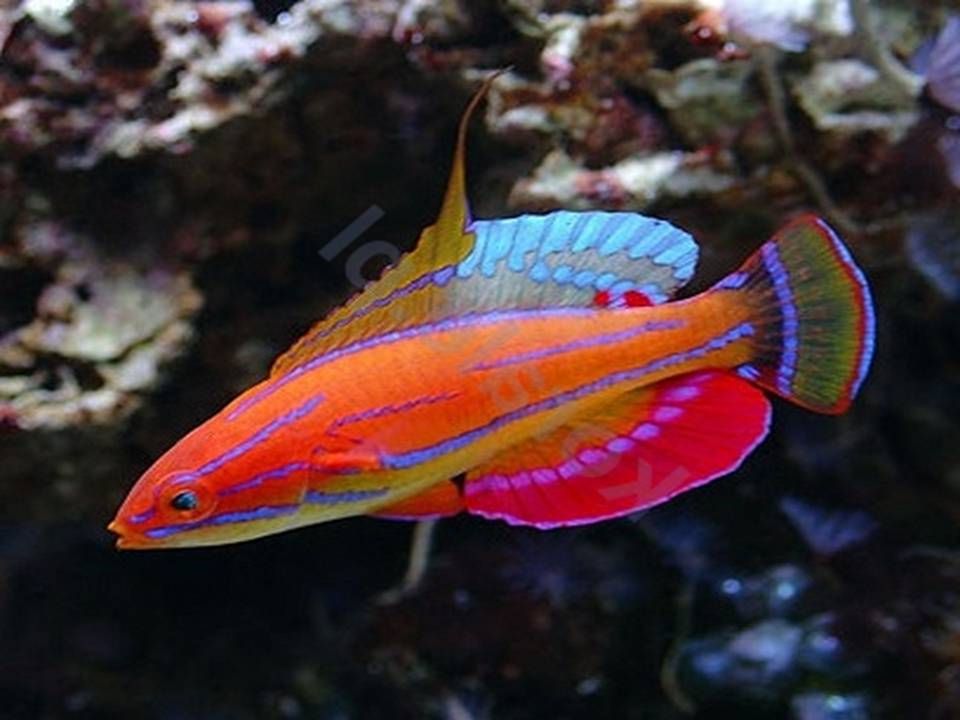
[{"x1": 109, "y1": 81, "x2": 874, "y2": 548}]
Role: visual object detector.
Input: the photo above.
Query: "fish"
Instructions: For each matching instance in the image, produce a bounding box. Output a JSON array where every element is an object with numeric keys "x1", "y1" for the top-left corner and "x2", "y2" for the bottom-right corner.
[{"x1": 108, "y1": 78, "x2": 875, "y2": 549}]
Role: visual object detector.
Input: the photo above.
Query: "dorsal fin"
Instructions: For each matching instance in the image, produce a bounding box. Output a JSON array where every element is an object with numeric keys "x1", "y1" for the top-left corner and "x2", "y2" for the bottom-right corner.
[
  {"x1": 446, "y1": 211, "x2": 697, "y2": 313},
  {"x1": 271, "y1": 73, "x2": 701, "y2": 380},
  {"x1": 432, "y1": 72, "x2": 485, "y2": 243},
  {"x1": 270, "y1": 74, "x2": 499, "y2": 377}
]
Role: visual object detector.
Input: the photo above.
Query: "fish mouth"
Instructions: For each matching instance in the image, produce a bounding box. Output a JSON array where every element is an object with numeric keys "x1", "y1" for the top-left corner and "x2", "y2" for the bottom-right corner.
[{"x1": 107, "y1": 520, "x2": 146, "y2": 550}]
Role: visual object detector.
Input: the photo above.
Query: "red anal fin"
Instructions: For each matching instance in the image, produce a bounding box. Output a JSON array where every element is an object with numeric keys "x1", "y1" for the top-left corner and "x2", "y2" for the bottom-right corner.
[
  {"x1": 371, "y1": 480, "x2": 464, "y2": 521},
  {"x1": 464, "y1": 370, "x2": 771, "y2": 528}
]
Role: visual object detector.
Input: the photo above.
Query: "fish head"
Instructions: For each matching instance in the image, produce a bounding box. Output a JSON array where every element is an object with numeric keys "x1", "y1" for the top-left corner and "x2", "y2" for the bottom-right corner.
[{"x1": 108, "y1": 417, "x2": 312, "y2": 549}]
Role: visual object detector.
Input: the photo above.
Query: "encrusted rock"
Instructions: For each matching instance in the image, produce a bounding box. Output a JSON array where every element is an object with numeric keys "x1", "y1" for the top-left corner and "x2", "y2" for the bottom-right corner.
[
  {"x1": 793, "y1": 59, "x2": 919, "y2": 140},
  {"x1": 644, "y1": 57, "x2": 759, "y2": 146},
  {"x1": 1, "y1": 218, "x2": 202, "y2": 431},
  {"x1": 1, "y1": 0, "x2": 405, "y2": 166},
  {"x1": 510, "y1": 148, "x2": 735, "y2": 210}
]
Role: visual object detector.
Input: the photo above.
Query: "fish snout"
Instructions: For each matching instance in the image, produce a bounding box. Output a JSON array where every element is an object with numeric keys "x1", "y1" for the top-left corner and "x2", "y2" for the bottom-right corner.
[{"x1": 107, "y1": 517, "x2": 150, "y2": 550}]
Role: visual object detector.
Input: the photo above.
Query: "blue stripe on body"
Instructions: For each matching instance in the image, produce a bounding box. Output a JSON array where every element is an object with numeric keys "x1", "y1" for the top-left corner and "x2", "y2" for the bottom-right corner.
[
  {"x1": 145, "y1": 504, "x2": 299, "y2": 539},
  {"x1": 305, "y1": 488, "x2": 389, "y2": 505},
  {"x1": 466, "y1": 319, "x2": 683, "y2": 372},
  {"x1": 191, "y1": 393, "x2": 325, "y2": 480},
  {"x1": 218, "y1": 461, "x2": 318, "y2": 496},
  {"x1": 384, "y1": 322, "x2": 755, "y2": 470},
  {"x1": 329, "y1": 391, "x2": 460, "y2": 430},
  {"x1": 229, "y1": 307, "x2": 596, "y2": 419},
  {"x1": 145, "y1": 486, "x2": 391, "y2": 539}
]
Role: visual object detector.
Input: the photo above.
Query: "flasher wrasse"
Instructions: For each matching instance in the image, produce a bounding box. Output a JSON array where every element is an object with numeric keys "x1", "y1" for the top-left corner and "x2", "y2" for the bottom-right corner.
[{"x1": 108, "y1": 83, "x2": 875, "y2": 549}]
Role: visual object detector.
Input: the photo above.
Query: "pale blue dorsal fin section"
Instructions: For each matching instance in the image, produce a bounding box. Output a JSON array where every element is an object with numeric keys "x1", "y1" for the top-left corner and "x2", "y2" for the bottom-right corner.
[{"x1": 450, "y1": 210, "x2": 698, "y2": 311}]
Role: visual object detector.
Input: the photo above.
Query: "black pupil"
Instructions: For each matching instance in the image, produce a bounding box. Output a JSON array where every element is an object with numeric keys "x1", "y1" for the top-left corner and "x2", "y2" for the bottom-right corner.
[{"x1": 170, "y1": 490, "x2": 199, "y2": 512}]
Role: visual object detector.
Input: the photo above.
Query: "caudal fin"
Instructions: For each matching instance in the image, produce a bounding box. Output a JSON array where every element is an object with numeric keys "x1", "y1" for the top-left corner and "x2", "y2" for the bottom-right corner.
[{"x1": 721, "y1": 215, "x2": 875, "y2": 414}]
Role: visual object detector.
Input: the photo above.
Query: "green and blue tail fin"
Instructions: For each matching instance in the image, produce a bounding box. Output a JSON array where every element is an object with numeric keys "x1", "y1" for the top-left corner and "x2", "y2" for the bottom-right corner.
[{"x1": 721, "y1": 214, "x2": 875, "y2": 414}]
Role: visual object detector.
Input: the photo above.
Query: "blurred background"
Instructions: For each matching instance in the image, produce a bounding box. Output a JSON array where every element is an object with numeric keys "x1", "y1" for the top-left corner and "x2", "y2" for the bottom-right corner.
[{"x1": 1, "y1": 0, "x2": 958, "y2": 717}]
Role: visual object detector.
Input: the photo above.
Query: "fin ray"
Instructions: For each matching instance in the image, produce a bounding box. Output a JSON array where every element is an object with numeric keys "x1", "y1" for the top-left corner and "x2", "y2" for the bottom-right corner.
[
  {"x1": 450, "y1": 211, "x2": 698, "y2": 313},
  {"x1": 464, "y1": 370, "x2": 771, "y2": 528},
  {"x1": 721, "y1": 214, "x2": 875, "y2": 414},
  {"x1": 270, "y1": 76, "x2": 498, "y2": 377}
]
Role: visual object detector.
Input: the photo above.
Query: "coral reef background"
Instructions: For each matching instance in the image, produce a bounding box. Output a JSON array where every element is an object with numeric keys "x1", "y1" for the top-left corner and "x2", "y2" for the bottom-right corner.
[{"x1": 0, "y1": 0, "x2": 958, "y2": 718}]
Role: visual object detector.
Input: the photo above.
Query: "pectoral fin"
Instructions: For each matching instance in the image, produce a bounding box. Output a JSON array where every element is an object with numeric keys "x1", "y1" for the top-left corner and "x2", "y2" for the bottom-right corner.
[
  {"x1": 371, "y1": 480, "x2": 464, "y2": 520},
  {"x1": 312, "y1": 451, "x2": 383, "y2": 475}
]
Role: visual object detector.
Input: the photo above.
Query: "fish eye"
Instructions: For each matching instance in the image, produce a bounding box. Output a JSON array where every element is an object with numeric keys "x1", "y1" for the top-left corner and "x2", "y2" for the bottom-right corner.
[
  {"x1": 170, "y1": 490, "x2": 199, "y2": 512},
  {"x1": 154, "y1": 474, "x2": 217, "y2": 522}
]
